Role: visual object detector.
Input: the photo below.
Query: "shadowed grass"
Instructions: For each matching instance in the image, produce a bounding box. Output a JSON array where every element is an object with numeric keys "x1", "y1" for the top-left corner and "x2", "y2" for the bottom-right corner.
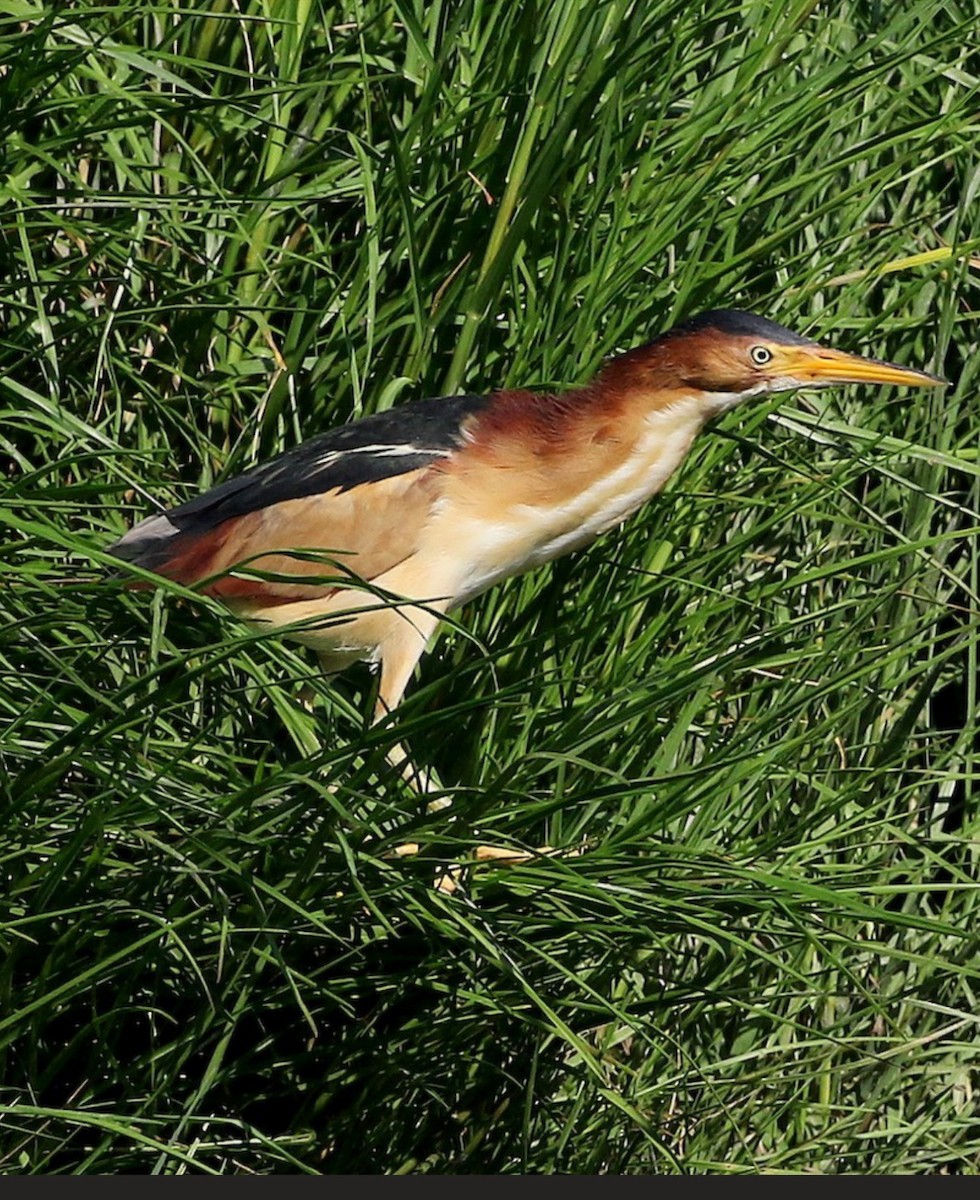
[{"x1": 1, "y1": 0, "x2": 979, "y2": 1175}]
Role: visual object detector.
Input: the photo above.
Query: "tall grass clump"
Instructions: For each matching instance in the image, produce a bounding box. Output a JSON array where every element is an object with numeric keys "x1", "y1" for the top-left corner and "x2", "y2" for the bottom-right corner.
[{"x1": 1, "y1": 0, "x2": 978, "y2": 1174}]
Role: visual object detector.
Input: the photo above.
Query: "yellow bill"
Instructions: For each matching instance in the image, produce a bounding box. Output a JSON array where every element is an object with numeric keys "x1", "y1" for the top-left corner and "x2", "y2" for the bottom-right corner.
[{"x1": 778, "y1": 344, "x2": 947, "y2": 389}]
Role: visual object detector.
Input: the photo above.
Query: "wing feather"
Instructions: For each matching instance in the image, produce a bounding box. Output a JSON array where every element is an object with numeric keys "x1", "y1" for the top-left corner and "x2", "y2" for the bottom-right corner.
[
  {"x1": 152, "y1": 469, "x2": 442, "y2": 602},
  {"x1": 110, "y1": 392, "x2": 489, "y2": 598}
]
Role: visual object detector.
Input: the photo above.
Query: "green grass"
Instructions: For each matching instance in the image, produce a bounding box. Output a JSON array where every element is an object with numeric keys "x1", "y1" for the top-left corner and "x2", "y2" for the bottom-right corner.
[{"x1": 1, "y1": 0, "x2": 979, "y2": 1174}]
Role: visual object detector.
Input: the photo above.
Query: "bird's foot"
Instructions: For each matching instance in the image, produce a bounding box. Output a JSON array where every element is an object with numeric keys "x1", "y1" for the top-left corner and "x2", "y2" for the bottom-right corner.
[{"x1": 390, "y1": 840, "x2": 587, "y2": 895}]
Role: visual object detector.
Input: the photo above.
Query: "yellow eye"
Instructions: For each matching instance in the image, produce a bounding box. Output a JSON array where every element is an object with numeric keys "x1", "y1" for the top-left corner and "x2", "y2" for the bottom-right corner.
[{"x1": 750, "y1": 345, "x2": 773, "y2": 366}]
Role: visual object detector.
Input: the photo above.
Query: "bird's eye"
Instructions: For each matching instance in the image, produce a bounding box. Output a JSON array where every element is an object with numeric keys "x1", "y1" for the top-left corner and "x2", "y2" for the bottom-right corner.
[{"x1": 750, "y1": 345, "x2": 773, "y2": 366}]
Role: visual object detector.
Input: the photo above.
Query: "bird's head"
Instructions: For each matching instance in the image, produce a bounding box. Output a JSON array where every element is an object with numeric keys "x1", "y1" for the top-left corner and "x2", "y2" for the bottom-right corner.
[{"x1": 600, "y1": 309, "x2": 946, "y2": 414}]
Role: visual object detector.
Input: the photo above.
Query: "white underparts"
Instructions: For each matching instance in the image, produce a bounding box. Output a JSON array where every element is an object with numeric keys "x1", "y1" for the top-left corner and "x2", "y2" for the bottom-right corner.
[
  {"x1": 446, "y1": 396, "x2": 709, "y2": 607},
  {"x1": 521, "y1": 398, "x2": 708, "y2": 564},
  {"x1": 703, "y1": 383, "x2": 766, "y2": 415}
]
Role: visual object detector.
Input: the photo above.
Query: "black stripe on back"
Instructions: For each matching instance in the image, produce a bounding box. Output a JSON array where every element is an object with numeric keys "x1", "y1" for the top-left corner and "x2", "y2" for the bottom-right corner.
[
  {"x1": 108, "y1": 392, "x2": 493, "y2": 566},
  {"x1": 165, "y1": 391, "x2": 489, "y2": 531}
]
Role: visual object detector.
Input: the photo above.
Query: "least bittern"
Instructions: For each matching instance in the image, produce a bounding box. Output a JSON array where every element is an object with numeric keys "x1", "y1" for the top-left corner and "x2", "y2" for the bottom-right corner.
[{"x1": 111, "y1": 310, "x2": 944, "y2": 737}]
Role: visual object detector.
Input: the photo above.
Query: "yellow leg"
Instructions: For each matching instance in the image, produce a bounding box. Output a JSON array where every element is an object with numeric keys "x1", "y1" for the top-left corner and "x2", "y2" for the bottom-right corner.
[
  {"x1": 434, "y1": 843, "x2": 587, "y2": 894},
  {"x1": 372, "y1": 604, "x2": 452, "y2": 809}
]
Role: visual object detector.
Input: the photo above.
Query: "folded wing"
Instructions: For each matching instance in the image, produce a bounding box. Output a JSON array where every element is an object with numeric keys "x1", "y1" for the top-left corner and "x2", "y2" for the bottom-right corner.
[{"x1": 109, "y1": 392, "x2": 489, "y2": 604}]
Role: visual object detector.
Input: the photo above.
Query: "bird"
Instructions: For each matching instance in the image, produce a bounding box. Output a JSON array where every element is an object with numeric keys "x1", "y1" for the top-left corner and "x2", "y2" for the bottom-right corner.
[{"x1": 110, "y1": 309, "x2": 944, "y2": 738}]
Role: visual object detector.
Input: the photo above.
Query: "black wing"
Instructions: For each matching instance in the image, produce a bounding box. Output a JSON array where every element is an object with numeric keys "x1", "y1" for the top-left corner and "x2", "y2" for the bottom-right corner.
[{"x1": 110, "y1": 391, "x2": 490, "y2": 567}]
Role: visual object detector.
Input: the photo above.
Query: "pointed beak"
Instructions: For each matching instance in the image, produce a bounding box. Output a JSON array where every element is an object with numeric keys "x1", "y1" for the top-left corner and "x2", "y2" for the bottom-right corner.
[{"x1": 780, "y1": 344, "x2": 947, "y2": 389}]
